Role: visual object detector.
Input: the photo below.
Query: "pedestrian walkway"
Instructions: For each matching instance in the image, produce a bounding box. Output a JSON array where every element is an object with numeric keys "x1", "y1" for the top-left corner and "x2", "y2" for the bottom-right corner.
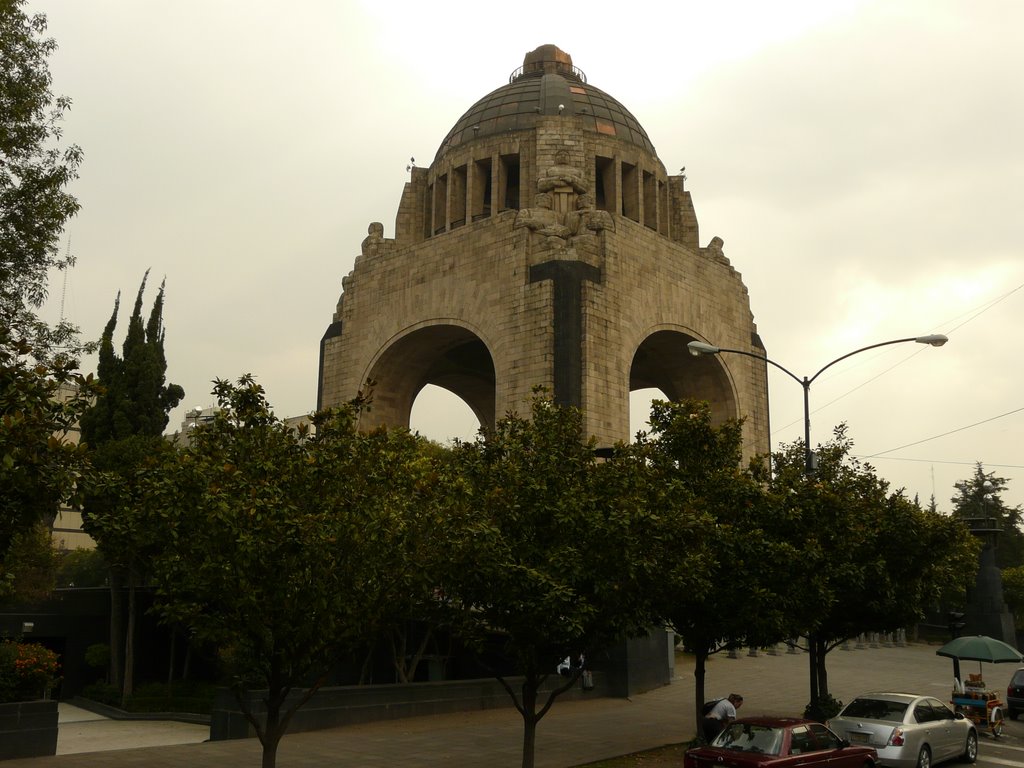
[
  {"x1": 54, "y1": 702, "x2": 207, "y2": 756},
  {"x1": 6, "y1": 641, "x2": 965, "y2": 767}
]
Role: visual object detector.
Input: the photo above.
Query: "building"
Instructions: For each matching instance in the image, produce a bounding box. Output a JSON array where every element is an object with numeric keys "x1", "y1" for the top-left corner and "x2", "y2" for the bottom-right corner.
[{"x1": 318, "y1": 44, "x2": 769, "y2": 459}]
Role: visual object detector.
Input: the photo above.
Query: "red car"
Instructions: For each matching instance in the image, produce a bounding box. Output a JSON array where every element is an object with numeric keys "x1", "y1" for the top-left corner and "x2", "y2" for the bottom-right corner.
[{"x1": 685, "y1": 717, "x2": 878, "y2": 768}]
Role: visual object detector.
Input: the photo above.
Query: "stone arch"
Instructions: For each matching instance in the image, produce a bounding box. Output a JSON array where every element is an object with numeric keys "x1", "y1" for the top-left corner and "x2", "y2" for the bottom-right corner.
[
  {"x1": 628, "y1": 328, "x2": 738, "y2": 426},
  {"x1": 360, "y1": 322, "x2": 496, "y2": 432}
]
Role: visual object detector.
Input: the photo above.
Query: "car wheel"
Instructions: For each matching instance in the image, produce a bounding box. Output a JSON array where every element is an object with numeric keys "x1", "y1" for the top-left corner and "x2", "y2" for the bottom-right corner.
[
  {"x1": 1010, "y1": 709, "x2": 1019, "y2": 721},
  {"x1": 961, "y1": 731, "x2": 978, "y2": 763},
  {"x1": 916, "y1": 745, "x2": 931, "y2": 768}
]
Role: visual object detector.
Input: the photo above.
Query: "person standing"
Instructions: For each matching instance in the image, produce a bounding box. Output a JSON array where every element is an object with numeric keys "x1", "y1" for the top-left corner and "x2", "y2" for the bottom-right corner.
[{"x1": 702, "y1": 693, "x2": 744, "y2": 743}]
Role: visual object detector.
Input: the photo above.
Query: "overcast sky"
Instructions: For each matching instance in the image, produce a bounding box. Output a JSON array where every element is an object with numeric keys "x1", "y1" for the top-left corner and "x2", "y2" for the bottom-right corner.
[{"x1": 32, "y1": 0, "x2": 1023, "y2": 512}]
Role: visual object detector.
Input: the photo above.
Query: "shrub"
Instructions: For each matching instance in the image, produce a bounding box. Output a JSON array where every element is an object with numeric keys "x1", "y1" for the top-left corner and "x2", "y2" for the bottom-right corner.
[
  {"x1": 80, "y1": 681, "x2": 120, "y2": 706},
  {"x1": 804, "y1": 693, "x2": 843, "y2": 722},
  {"x1": 0, "y1": 641, "x2": 60, "y2": 702},
  {"x1": 127, "y1": 680, "x2": 218, "y2": 714}
]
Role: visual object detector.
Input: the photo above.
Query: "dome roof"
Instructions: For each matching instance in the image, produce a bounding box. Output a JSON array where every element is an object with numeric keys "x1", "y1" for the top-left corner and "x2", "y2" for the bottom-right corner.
[{"x1": 435, "y1": 45, "x2": 656, "y2": 162}]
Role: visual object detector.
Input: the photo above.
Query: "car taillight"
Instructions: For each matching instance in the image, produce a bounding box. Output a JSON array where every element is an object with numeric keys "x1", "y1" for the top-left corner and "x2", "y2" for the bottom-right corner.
[{"x1": 888, "y1": 728, "x2": 905, "y2": 747}]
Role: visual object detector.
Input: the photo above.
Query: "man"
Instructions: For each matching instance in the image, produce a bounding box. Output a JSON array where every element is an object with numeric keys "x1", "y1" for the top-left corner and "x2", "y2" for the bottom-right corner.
[{"x1": 703, "y1": 693, "x2": 744, "y2": 743}]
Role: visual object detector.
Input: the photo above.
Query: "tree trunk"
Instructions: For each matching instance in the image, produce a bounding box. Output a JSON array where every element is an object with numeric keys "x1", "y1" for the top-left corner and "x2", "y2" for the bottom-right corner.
[
  {"x1": 816, "y1": 638, "x2": 829, "y2": 698},
  {"x1": 694, "y1": 648, "x2": 710, "y2": 742},
  {"x1": 261, "y1": 692, "x2": 283, "y2": 768},
  {"x1": 108, "y1": 568, "x2": 124, "y2": 692},
  {"x1": 167, "y1": 629, "x2": 175, "y2": 686},
  {"x1": 807, "y1": 632, "x2": 820, "y2": 715},
  {"x1": 520, "y1": 678, "x2": 539, "y2": 768},
  {"x1": 120, "y1": 569, "x2": 136, "y2": 707}
]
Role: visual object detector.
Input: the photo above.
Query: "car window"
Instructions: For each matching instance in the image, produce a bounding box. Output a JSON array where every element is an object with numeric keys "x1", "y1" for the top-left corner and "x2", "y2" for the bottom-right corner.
[
  {"x1": 926, "y1": 698, "x2": 954, "y2": 720},
  {"x1": 842, "y1": 698, "x2": 908, "y2": 721},
  {"x1": 1012, "y1": 670, "x2": 1024, "y2": 687},
  {"x1": 789, "y1": 726, "x2": 813, "y2": 755},
  {"x1": 809, "y1": 724, "x2": 841, "y2": 751},
  {"x1": 913, "y1": 703, "x2": 933, "y2": 723},
  {"x1": 717, "y1": 724, "x2": 783, "y2": 755}
]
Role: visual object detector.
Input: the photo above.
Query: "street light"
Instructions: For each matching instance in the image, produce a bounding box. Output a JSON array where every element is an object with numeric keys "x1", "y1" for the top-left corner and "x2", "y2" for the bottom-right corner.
[{"x1": 687, "y1": 334, "x2": 948, "y2": 474}]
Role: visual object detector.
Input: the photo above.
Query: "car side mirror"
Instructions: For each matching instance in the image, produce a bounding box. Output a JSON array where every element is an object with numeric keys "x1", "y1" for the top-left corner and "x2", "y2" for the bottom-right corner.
[
  {"x1": 839, "y1": 738, "x2": 850, "y2": 748},
  {"x1": 954, "y1": 712, "x2": 965, "y2": 721}
]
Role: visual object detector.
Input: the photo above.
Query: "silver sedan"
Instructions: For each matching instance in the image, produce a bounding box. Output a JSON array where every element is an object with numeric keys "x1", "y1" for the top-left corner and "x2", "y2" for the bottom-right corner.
[{"x1": 828, "y1": 693, "x2": 977, "y2": 768}]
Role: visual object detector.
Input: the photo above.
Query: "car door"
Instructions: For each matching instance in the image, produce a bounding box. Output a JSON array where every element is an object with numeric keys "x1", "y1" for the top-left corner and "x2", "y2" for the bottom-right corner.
[
  {"x1": 924, "y1": 698, "x2": 961, "y2": 761},
  {"x1": 807, "y1": 723, "x2": 861, "y2": 768},
  {"x1": 786, "y1": 725, "x2": 833, "y2": 768}
]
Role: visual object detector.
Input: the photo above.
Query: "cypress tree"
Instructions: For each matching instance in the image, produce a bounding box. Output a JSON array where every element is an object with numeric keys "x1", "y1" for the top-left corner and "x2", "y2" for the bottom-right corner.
[{"x1": 80, "y1": 270, "x2": 183, "y2": 702}]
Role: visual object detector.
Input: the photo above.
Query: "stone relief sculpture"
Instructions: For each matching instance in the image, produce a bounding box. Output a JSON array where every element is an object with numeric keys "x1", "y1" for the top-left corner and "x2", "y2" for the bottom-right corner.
[
  {"x1": 568, "y1": 193, "x2": 614, "y2": 245},
  {"x1": 538, "y1": 150, "x2": 587, "y2": 195},
  {"x1": 514, "y1": 192, "x2": 572, "y2": 252},
  {"x1": 516, "y1": 154, "x2": 614, "y2": 255},
  {"x1": 361, "y1": 221, "x2": 385, "y2": 256}
]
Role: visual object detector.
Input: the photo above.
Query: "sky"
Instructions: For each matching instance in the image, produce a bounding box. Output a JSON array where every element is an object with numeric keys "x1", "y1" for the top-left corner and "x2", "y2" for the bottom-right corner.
[{"x1": 31, "y1": 0, "x2": 1023, "y2": 512}]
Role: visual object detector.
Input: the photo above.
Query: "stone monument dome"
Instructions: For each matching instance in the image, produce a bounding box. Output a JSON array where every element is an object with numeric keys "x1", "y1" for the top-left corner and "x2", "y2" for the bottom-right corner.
[
  {"x1": 320, "y1": 44, "x2": 769, "y2": 463},
  {"x1": 436, "y1": 44, "x2": 656, "y2": 162}
]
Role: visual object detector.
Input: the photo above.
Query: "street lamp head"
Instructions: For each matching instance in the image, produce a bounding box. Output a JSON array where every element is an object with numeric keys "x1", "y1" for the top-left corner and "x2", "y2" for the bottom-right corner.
[
  {"x1": 915, "y1": 334, "x2": 948, "y2": 347},
  {"x1": 687, "y1": 341, "x2": 721, "y2": 357}
]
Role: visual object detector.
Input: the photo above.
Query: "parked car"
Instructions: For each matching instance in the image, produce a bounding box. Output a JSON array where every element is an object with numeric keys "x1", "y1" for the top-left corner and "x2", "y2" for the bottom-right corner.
[
  {"x1": 1006, "y1": 668, "x2": 1024, "y2": 719},
  {"x1": 684, "y1": 716, "x2": 877, "y2": 768},
  {"x1": 828, "y1": 693, "x2": 977, "y2": 768}
]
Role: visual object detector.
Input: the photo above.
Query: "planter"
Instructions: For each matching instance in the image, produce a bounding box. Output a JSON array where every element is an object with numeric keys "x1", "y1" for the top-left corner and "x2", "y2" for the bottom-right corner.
[{"x1": 0, "y1": 700, "x2": 58, "y2": 760}]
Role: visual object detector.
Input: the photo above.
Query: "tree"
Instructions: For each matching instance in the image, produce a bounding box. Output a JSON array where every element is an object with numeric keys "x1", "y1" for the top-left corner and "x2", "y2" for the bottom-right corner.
[
  {"x1": 0, "y1": 519, "x2": 59, "y2": 604},
  {"x1": 79, "y1": 272, "x2": 184, "y2": 702},
  {"x1": 80, "y1": 271, "x2": 184, "y2": 442},
  {"x1": 444, "y1": 392, "x2": 662, "y2": 768},
  {"x1": 951, "y1": 463, "x2": 1024, "y2": 569},
  {"x1": 1000, "y1": 566, "x2": 1024, "y2": 632},
  {"x1": 0, "y1": 331, "x2": 95, "y2": 576},
  {"x1": 0, "y1": 0, "x2": 93, "y2": 591},
  {"x1": 142, "y1": 376, "x2": 445, "y2": 768},
  {"x1": 351, "y1": 436, "x2": 473, "y2": 685},
  {"x1": 0, "y1": 0, "x2": 83, "y2": 357},
  {"x1": 636, "y1": 399, "x2": 808, "y2": 741},
  {"x1": 771, "y1": 426, "x2": 979, "y2": 719}
]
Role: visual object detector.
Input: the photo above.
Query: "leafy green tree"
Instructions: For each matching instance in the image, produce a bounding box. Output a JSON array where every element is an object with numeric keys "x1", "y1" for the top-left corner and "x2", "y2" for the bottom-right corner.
[
  {"x1": 636, "y1": 399, "x2": 807, "y2": 741},
  {"x1": 79, "y1": 272, "x2": 184, "y2": 701},
  {"x1": 444, "y1": 392, "x2": 662, "y2": 768},
  {"x1": 0, "y1": 0, "x2": 94, "y2": 596},
  {"x1": 55, "y1": 546, "x2": 108, "y2": 588},
  {"x1": 0, "y1": 519, "x2": 59, "y2": 604},
  {"x1": 1001, "y1": 566, "x2": 1024, "y2": 632},
  {"x1": 951, "y1": 463, "x2": 1024, "y2": 569},
  {"x1": 0, "y1": 0, "x2": 83, "y2": 357},
  {"x1": 352, "y1": 435, "x2": 473, "y2": 684},
  {"x1": 0, "y1": 331, "x2": 95, "y2": 575},
  {"x1": 141, "y1": 376, "x2": 446, "y2": 768},
  {"x1": 771, "y1": 427, "x2": 979, "y2": 719}
]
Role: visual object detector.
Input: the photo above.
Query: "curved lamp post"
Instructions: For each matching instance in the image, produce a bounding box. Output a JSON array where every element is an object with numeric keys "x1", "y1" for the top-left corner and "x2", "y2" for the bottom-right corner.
[{"x1": 687, "y1": 334, "x2": 948, "y2": 474}]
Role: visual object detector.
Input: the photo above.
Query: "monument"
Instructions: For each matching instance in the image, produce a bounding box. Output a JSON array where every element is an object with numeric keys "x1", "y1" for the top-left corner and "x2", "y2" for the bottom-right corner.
[{"x1": 318, "y1": 44, "x2": 769, "y2": 459}]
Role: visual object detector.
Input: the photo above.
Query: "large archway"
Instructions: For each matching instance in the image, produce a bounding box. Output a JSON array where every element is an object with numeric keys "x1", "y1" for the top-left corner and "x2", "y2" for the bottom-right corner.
[
  {"x1": 361, "y1": 324, "x2": 496, "y2": 432},
  {"x1": 629, "y1": 330, "x2": 738, "y2": 427}
]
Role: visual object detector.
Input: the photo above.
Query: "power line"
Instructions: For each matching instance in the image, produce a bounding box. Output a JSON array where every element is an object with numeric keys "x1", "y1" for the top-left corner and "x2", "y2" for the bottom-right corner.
[
  {"x1": 769, "y1": 280, "x2": 1024, "y2": 440},
  {"x1": 862, "y1": 406, "x2": 1024, "y2": 458},
  {"x1": 855, "y1": 455, "x2": 1024, "y2": 470}
]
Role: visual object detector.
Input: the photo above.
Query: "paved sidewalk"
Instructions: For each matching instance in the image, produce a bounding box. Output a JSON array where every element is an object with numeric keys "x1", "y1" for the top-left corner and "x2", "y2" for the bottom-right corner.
[{"x1": 7, "y1": 641, "x2": 963, "y2": 767}]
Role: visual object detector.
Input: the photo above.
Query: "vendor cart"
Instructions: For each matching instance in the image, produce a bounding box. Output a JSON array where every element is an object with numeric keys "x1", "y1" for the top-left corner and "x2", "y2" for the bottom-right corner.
[
  {"x1": 937, "y1": 635, "x2": 1023, "y2": 738},
  {"x1": 951, "y1": 675, "x2": 1004, "y2": 737}
]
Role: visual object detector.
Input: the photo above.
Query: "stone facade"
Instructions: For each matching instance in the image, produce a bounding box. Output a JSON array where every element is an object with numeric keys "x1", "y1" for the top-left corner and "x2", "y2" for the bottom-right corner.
[{"x1": 319, "y1": 45, "x2": 768, "y2": 459}]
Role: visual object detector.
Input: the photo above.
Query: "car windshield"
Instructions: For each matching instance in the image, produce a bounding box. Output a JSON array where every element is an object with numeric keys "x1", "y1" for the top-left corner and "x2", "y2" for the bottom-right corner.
[
  {"x1": 1012, "y1": 670, "x2": 1024, "y2": 686},
  {"x1": 714, "y1": 723, "x2": 784, "y2": 755},
  {"x1": 841, "y1": 698, "x2": 909, "y2": 721}
]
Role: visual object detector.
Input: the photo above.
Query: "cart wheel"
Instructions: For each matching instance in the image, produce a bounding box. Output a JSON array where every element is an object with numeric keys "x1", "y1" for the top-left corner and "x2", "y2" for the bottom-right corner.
[{"x1": 990, "y1": 710, "x2": 1004, "y2": 738}]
